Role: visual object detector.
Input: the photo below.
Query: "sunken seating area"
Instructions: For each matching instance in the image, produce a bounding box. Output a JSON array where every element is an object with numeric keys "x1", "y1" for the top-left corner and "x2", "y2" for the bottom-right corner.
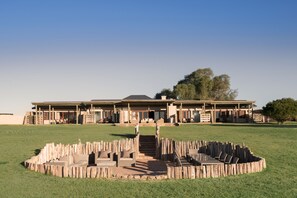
[
  {"x1": 161, "y1": 139, "x2": 266, "y2": 179},
  {"x1": 25, "y1": 133, "x2": 266, "y2": 180},
  {"x1": 24, "y1": 136, "x2": 139, "y2": 178}
]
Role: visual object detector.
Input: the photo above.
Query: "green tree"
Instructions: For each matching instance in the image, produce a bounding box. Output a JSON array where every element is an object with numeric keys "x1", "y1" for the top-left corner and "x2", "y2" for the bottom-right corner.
[
  {"x1": 154, "y1": 89, "x2": 176, "y2": 99},
  {"x1": 174, "y1": 83, "x2": 196, "y2": 100},
  {"x1": 171, "y1": 68, "x2": 237, "y2": 100},
  {"x1": 177, "y1": 68, "x2": 213, "y2": 99},
  {"x1": 211, "y1": 74, "x2": 238, "y2": 100},
  {"x1": 262, "y1": 98, "x2": 297, "y2": 124}
]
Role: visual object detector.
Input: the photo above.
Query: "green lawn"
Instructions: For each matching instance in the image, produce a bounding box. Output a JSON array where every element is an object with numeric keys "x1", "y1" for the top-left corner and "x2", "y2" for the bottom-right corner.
[{"x1": 0, "y1": 124, "x2": 296, "y2": 197}]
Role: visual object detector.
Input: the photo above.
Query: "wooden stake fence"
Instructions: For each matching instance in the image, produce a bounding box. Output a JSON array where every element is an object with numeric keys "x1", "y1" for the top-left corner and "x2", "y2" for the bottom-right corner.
[
  {"x1": 25, "y1": 137, "x2": 139, "y2": 179},
  {"x1": 158, "y1": 138, "x2": 260, "y2": 163},
  {"x1": 25, "y1": 135, "x2": 266, "y2": 179},
  {"x1": 160, "y1": 138, "x2": 266, "y2": 179},
  {"x1": 166, "y1": 159, "x2": 266, "y2": 179}
]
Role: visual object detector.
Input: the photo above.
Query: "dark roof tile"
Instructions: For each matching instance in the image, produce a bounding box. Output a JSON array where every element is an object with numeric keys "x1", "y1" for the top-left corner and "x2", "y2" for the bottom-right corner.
[{"x1": 123, "y1": 95, "x2": 152, "y2": 100}]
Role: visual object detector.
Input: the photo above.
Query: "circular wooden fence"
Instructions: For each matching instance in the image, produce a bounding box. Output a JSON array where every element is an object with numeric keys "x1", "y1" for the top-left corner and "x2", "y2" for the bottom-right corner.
[{"x1": 24, "y1": 135, "x2": 266, "y2": 180}]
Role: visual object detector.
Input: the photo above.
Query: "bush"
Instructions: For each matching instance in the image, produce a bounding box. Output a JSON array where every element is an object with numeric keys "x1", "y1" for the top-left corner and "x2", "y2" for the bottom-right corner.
[{"x1": 262, "y1": 98, "x2": 297, "y2": 124}]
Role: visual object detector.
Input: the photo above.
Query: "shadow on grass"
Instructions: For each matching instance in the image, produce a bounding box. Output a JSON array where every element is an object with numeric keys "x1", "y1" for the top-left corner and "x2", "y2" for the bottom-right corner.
[
  {"x1": 19, "y1": 148, "x2": 41, "y2": 168},
  {"x1": 111, "y1": 133, "x2": 136, "y2": 138},
  {"x1": 35, "y1": 149, "x2": 41, "y2": 155},
  {"x1": 20, "y1": 161, "x2": 25, "y2": 167},
  {"x1": 211, "y1": 123, "x2": 297, "y2": 129}
]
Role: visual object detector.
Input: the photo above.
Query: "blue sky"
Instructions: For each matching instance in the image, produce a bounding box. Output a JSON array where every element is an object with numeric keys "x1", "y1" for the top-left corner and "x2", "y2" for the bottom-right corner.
[{"x1": 0, "y1": 0, "x2": 296, "y2": 115}]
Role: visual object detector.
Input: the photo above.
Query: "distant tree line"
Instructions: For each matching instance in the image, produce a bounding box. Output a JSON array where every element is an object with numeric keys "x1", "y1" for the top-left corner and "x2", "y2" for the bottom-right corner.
[{"x1": 155, "y1": 68, "x2": 238, "y2": 100}]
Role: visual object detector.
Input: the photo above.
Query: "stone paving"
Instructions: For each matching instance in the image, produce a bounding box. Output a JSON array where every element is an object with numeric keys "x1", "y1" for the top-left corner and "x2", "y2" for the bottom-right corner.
[{"x1": 113, "y1": 158, "x2": 167, "y2": 177}]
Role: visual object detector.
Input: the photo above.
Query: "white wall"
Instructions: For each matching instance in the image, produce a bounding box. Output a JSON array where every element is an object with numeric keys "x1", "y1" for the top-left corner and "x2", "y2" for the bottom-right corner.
[{"x1": 0, "y1": 115, "x2": 24, "y2": 125}]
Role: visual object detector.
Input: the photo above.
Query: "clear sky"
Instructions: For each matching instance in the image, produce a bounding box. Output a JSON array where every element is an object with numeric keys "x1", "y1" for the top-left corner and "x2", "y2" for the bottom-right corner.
[{"x1": 0, "y1": 0, "x2": 296, "y2": 116}]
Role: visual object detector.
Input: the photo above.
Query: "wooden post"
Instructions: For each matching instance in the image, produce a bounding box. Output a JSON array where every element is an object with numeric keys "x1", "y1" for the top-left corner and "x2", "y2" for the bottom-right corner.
[
  {"x1": 179, "y1": 103, "x2": 183, "y2": 123},
  {"x1": 213, "y1": 104, "x2": 216, "y2": 123},
  {"x1": 52, "y1": 107, "x2": 55, "y2": 124},
  {"x1": 76, "y1": 105, "x2": 79, "y2": 125},
  {"x1": 237, "y1": 103, "x2": 240, "y2": 122},
  {"x1": 91, "y1": 103, "x2": 94, "y2": 124},
  {"x1": 35, "y1": 105, "x2": 38, "y2": 125},
  {"x1": 232, "y1": 107, "x2": 236, "y2": 122},
  {"x1": 128, "y1": 103, "x2": 130, "y2": 123},
  {"x1": 251, "y1": 103, "x2": 254, "y2": 123},
  {"x1": 211, "y1": 107, "x2": 214, "y2": 123},
  {"x1": 203, "y1": 103, "x2": 206, "y2": 113},
  {"x1": 113, "y1": 104, "x2": 116, "y2": 123},
  {"x1": 155, "y1": 124, "x2": 160, "y2": 159},
  {"x1": 49, "y1": 105, "x2": 51, "y2": 124}
]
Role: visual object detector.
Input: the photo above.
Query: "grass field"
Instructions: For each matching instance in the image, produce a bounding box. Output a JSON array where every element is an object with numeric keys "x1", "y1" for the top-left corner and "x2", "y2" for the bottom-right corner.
[{"x1": 0, "y1": 124, "x2": 296, "y2": 197}]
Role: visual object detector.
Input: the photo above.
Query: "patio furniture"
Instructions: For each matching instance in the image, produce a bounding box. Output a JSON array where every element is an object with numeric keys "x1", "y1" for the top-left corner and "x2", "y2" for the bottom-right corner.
[
  {"x1": 214, "y1": 151, "x2": 222, "y2": 160},
  {"x1": 219, "y1": 153, "x2": 228, "y2": 162},
  {"x1": 187, "y1": 148, "x2": 199, "y2": 156},
  {"x1": 46, "y1": 154, "x2": 89, "y2": 167},
  {"x1": 174, "y1": 151, "x2": 191, "y2": 167},
  {"x1": 225, "y1": 154, "x2": 233, "y2": 164},
  {"x1": 72, "y1": 154, "x2": 89, "y2": 166},
  {"x1": 96, "y1": 150, "x2": 116, "y2": 167},
  {"x1": 116, "y1": 150, "x2": 136, "y2": 167},
  {"x1": 191, "y1": 153, "x2": 224, "y2": 166},
  {"x1": 45, "y1": 155, "x2": 72, "y2": 166},
  {"x1": 57, "y1": 155, "x2": 73, "y2": 166},
  {"x1": 186, "y1": 148, "x2": 199, "y2": 161},
  {"x1": 231, "y1": 156, "x2": 239, "y2": 164}
]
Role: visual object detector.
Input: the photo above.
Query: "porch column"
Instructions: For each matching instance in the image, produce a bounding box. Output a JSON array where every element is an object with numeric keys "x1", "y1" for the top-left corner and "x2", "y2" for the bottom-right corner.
[
  {"x1": 39, "y1": 108, "x2": 43, "y2": 125},
  {"x1": 210, "y1": 107, "x2": 214, "y2": 123},
  {"x1": 179, "y1": 103, "x2": 183, "y2": 123},
  {"x1": 113, "y1": 104, "x2": 116, "y2": 123},
  {"x1": 237, "y1": 103, "x2": 240, "y2": 122},
  {"x1": 49, "y1": 105, "x2": 51, "y2": 124},
  {"x1": 234, "y1": 106, "x2": 238, "y2": 122},
  {"x1": 52, "y1": 107, "x2": 55, "y2": 124},
  {"x1": 213, "y1": 104, "x2": 216, "y2": 123},
  {"x1": 247, "y1": 105, "x2": 251, "y2": 123},
  {"x1": 120, "y1": 110, "x2": 124, "y2": 124},
  {"x1": 91, "y1": 104, "x2": 94, "y2": 123},
  {"x1": 35, "y1": 105, "x2": 38, "y2": 125},
  {"x1": 76, "y1": 105, "x2": 79, "y2": 125},
  {"x1": 128, "y1": 103, "x2": 130, "y2": 123},
  {"x1": 166, "y1": 103, "x2": 169, "y2": 122},
  {"x1": 232, "y1": 108, "x2": 235, "y2": 122},
  {"x1": 251, "y1": 103, "x2": 254, "y2": 123}
]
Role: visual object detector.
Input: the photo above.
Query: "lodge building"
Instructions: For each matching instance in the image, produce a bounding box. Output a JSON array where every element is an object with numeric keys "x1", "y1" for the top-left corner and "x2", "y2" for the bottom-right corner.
[{"x1": 25, "y1": 95, "x2": 255, "y2": 125}]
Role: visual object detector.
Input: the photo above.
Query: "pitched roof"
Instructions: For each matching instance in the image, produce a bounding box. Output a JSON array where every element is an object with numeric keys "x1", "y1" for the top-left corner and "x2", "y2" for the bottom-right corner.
[{"x1": 123, "y1": 95, "x2": 152, "y2": 100}]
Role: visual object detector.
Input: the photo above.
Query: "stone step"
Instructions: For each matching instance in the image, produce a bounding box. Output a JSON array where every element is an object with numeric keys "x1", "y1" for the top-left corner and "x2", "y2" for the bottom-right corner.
[
  {"x1": 137, "y1": 156, "x2": 155, "y2": 160},
  {"x1": 140, "y1": 142, "x2": 155, "y2": 144},
  {"x1": 139, "y1": 147, "x2": 156, "y2": 151},
  {"x1": 140, "y1": 154, "x2": 155, "y2": 156},
  {"x1": 140, "y1": 146, "x2": 156, "y2": 149},
  {"x1": 138, "y1": 155, "x2": 155, "y2": 159},
  {"x1": 139, "y1": 142, "x2": 156, "y2": 146},
  {"x1": 139, "y1": 152, "x2": 155, "y2": 156},
  {"x1": 139, "y1": 151, "x2": 156, "y2": 154},
  {"x1": 139, "y1": 142, "x2": 155, "y2": 144},
  {"x1": 139, "y1": 150, "x2": 155, "y2": 154},
  {"x1": 140, "y1": 145, "x2": 155, "y2": 148},
  {"x1": 139, "y1": 151, "x2": 155, "y2": 154},
  {"x1": 139, "y1": 136, "x2": 155, "y2": 141},
  {"x1": 139, "y1": 153, "x2": 154, "y2": 156}
]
